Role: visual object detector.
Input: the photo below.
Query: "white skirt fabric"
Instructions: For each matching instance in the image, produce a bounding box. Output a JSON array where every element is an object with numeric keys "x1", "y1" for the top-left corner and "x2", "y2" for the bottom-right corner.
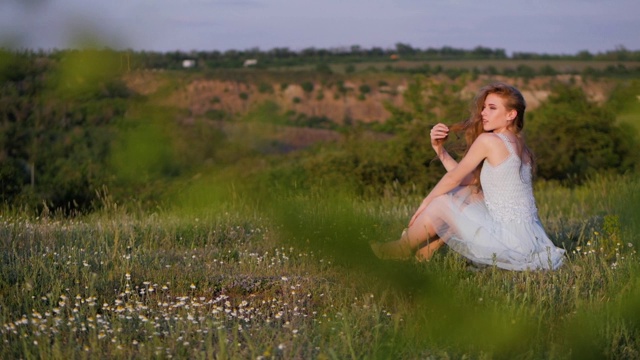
[{"x1": 423, "y1": 186, "x2": 565, "y2": 271}]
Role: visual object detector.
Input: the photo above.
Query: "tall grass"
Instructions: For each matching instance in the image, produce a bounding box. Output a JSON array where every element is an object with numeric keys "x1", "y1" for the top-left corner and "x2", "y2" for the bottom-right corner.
[{"x1": 1, "y1": 174, "x2": 639, "y2": 359}]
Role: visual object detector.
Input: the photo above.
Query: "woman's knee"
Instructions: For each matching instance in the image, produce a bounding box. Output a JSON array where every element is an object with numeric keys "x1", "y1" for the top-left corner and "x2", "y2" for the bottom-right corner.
[{"x1": 408, "y1": 218, "x2": 437, "y2": 241}]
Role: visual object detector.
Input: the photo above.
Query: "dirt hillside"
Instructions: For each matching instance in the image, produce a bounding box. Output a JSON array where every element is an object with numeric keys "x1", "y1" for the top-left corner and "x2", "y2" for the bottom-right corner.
[{"x1": 124, "y1": 71, "x2": 616, "y2": 125}]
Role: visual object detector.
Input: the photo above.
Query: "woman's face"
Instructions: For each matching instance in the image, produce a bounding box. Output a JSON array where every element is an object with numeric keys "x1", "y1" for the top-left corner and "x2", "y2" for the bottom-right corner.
[{"x1": 481, "y1": 93, "x2": 516, "y2": 133}]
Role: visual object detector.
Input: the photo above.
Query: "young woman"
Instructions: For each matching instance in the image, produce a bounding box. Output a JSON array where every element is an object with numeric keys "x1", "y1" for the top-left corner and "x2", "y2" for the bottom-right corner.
[{"x1": 371, "y1": 82, "x2": 565, "y2": 271}]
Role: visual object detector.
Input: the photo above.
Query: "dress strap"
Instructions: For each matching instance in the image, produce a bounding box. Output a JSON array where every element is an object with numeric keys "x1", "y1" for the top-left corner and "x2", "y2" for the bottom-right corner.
[{"x1": 495, "y1": 133, "x2": 516, "y2": 156}]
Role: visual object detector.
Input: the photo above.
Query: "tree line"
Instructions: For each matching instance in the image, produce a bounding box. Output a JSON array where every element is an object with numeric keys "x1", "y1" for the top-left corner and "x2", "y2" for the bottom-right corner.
[{"x1": 7, "y1": 44, "x2": 639, "y2": 71}]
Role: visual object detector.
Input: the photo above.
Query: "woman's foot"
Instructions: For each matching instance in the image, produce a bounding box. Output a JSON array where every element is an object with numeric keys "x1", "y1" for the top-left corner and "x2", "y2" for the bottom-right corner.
[
  {"x1": 370, "y1": 240, "x2": 413, "y2": 260},
  {"x1": 414, "y1": 239, "x2": 444, "y2": 262},
  {"x1": 371, "y1": 229, "x2": 413, "y2": 260}
]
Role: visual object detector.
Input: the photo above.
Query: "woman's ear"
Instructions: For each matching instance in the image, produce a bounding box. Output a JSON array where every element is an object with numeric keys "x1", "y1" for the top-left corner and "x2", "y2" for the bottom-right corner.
[{"x1": 507, "y1": 109, "x2": 517, "y2": 121}]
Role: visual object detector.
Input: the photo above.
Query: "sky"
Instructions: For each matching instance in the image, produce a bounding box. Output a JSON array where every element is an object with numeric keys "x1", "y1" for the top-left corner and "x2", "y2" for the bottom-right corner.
[{"x1": 1, "y1": 0, "x2": 639, "y2": 55}]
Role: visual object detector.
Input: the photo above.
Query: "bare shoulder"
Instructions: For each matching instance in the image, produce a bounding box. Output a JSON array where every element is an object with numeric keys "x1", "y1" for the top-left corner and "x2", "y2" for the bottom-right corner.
[
  {"x1": 465, "y1": 133, "x2": 497, "y2": 158},
  {"x1": 474, "y1": 133, "x2": 502, "y2": 146},
  {"x1": 472, "y1": 133, "x2": 509, "y2": 161}
]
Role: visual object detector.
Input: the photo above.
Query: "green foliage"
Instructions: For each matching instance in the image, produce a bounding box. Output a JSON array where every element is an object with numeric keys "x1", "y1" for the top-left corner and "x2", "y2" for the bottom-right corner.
[
  {"x1": 527, "y1": 84, "x2": 639, "y2": 183},
  {"x1": 292, "y1": 114, "x2": 335, "y2": 129},
  {"x1": 381, "y1": 75, "x2": 468, "y2": 134},
  {"x1": 271, "y1": 77, "x2": 639, "y2": 198},
  {"x1": 287, "y1": 78, "x2": 471, "y2": 197},
  {"x1": 516, "y1": 64, "x2": 536, "y2": 79},
  {"x1": 443, "y1": 67, "x2": 465, "y2": 80},
  {"x1": 2, "y1": 48, "x2": 639, "y2": 213},
  {"x1": 110, "y1": 120, "x2": 177, "y2": 183},
  {"x1": 242, "y1": 101, "x2": 289, "y2": 126},
  {"x1": 205, "y1": 108, "x2": 228, "y2": 121},
  {"x1": 237, "y1": 100, "x2": 339, "y2": 134},
  {"x1": 0, "y1": 159, "x2": 28, "y2": 203},
  {"x1": 607, "y1": 79, "x2": 640, "y2": 114},
  {"x1": 358, "y1": 84, "x2": 371, "y2": 95},
  {"x1": 540, "y1": 64, "x2": 557, "y2": 76},
  {"x1": 127, "y1": 45, "x2": 640, "y2": 72},
  {"x1": 607, "y1": 80, "x2": 640, "y2": 134},
  {"x1": 300, "y1": 81, "x2": 314, "y2": 94},
  {"x1": 485, "y1": 65, "x2": 498, "y2": 75},
  {"x1": 257, "y1": 82, "x2": 273, "y2": 94},
  {"x1": 315, "y1": 63, "x2": 332, "y2": 74},
  {"x1": 344, "y1": 64, "x2": 356, "y2": 74},
  {"x1": 46, "y1": 49, "x2": 129, "y2": 101},
  {"x1": 0, "y1": 50, "x2": 40, "y2": 84},
  {"x1": 0, "y1": 50, "x2": 130, "y2": 212}
]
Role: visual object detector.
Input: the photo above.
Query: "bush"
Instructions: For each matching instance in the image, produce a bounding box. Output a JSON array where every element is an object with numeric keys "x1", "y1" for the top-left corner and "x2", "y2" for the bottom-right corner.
[
  {"x1": 257, "y1": 82, "x2": 274, "y2": 94},
  {"x1": 301, "y1": 81, "x2": 314, "y2": 93},
  {"x1": 345, "y1": 64, "x2": 356, "y2": 74},
  {"x1": 315, "y1": 63, "x2": 332, "y2": 74},
  {"x1": 0, "y1": 51, "x2": 128, "y2": 212},
  {"x1": 527, "y1": 84, "x2": 638, "y2": 183},
  {"x1": 296, "y1": 126, "x2": 449, "y2": 197}
]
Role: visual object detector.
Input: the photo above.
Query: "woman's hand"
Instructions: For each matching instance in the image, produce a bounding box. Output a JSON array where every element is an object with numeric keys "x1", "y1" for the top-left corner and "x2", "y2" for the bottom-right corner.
[{"x1": 430, "y1": 123, "x2": 449, "y2": 150}]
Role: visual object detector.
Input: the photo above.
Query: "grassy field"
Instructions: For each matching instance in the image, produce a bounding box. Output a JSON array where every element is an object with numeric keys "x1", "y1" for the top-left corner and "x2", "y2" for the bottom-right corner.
[
  {"x1": 1, "y1": 173, "x2": 639, "y2": 359},
  {"x1": 618, "y1": 98, "x2": 640, "y2": 133},
  {"x1": 3, "y1": 50, "x2": 640, "y2": 358}
]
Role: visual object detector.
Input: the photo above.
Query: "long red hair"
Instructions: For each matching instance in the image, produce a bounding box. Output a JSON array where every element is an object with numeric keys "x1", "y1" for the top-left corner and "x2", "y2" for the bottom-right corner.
[{"x1": 449, "y1": 82, "x2": 532, "y2": 187}]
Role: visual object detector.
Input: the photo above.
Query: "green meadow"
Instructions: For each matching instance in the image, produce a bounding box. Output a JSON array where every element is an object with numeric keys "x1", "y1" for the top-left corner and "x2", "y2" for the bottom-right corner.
[
  {"x1": 2, "y1": 49, "x2": 640, "y2": 359},
  {"x1": 2, "y1": 173, "x2": 640, "y2": 359}
]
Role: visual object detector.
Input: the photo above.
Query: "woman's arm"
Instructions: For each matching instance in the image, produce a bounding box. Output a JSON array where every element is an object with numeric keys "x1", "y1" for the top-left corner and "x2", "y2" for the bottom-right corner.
[
  {"x1": 431, "y1": 123, "x2": 458, "y2": 172},
  {"x1": 410, "y1": 134, "x2": 493, "y2": 226},
  {"x1": 431, "y1": 123, "x2": 476, "y2": 186}
]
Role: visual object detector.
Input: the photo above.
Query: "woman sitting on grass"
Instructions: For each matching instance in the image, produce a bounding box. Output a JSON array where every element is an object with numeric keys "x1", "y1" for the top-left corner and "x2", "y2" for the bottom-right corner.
[{"x1": 371, "y1": 82, "x2": 565, "y2": 271}]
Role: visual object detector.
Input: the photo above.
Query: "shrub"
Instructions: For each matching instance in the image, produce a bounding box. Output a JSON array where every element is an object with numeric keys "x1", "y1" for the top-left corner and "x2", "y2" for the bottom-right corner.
[
  {"x1": 345, "y1": 64, "x2": 356, "y2": 74},
  {"x1": 527, "y1": 84, "x2": 638, "y2": 183},
  {"x1": 315, "y1": 63, "x2": 332, "y2": 74},
  {"x1": 301, "y1": 81, "x2": 314, "y2": 94},
  {"x1": 359, "y1": 84, "x2": 371, "y2": 95},
  {"x1": 257, "y1": 82, "x2": 274, "y2": 94}
]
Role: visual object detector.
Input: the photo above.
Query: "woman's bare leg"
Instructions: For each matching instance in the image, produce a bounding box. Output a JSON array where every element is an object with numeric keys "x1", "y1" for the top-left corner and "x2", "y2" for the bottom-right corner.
[
  {"x1": 407, "y1": 212, "x2": 443, "y2": 261},
  {"x1": 406, "y1": 212, "x2": 436, "y2": 245},
  {"x1": 371, "y1": 209, "x2": 441, "y2": 260},
  {"x1": 415, "y1": 239, "x2": 444, "y2": 262}
]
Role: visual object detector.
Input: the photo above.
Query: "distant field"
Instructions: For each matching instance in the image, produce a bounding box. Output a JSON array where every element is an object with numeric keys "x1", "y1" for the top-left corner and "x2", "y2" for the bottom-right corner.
[{"x1": 273, "y1": 59, "x2": 640, "y2": 74}]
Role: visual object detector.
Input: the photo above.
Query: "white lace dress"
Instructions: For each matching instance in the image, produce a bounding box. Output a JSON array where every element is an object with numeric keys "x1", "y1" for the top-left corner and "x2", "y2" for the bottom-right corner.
[{"x1": 423, "y1": 133, "x2": 565, "y2": 270}]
